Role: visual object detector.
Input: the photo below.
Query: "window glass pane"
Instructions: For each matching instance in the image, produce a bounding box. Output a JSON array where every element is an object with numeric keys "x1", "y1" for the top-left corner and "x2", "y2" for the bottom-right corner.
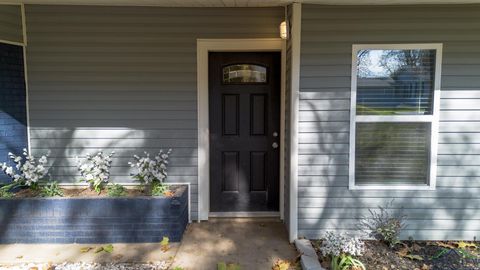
[
  {"x1": 356, "y1": 49, "x2": 436, "y2": 115},
  {"x1": 223, "y1": 64, "x2": 267, "y2": 84},
  {"x1": 355, "y1": 122, "x2": 431, "y2": 185}
]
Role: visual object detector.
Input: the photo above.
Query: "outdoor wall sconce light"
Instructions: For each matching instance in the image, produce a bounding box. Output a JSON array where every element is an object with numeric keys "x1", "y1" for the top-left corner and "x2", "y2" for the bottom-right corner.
[{"x1": 280, "y1": 21, "x2": 288, "y2": 40}]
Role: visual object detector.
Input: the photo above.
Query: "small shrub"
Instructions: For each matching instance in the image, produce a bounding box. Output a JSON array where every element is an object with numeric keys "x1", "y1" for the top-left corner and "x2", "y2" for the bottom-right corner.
[
  {"x1": 0, "y1": 148, "x2": 49, "y2": 188},
  {"x1": 76, "y1": 151, "x2": 115, "y2": 193},
  {"x1": 129, "y1": 149, "x2": 172, "y2": 185},
  {"x1": 357, "y1": 200, "x2": 407, "y2": 247},
  {"x1": 40, "y1": 181, "x2": 63, "y2": 197},
  {"x1": 107, "y1": 183, "x2": 126, "y2": 197},
  {"x1": 320, "y1": 231, "x2": 366, "y2": 270}
]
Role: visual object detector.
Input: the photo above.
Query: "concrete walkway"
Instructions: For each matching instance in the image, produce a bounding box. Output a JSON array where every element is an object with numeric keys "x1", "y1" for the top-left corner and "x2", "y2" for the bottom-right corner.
[
  {"x1": 0, "y1": 219, "x2": 297, "y2": 269},
  {"x1": 172, "y1": 218, "x2": 298, "y2": 270},
  {"x1": 0, "y1": 243, "x2": 179, "y2": 265}
]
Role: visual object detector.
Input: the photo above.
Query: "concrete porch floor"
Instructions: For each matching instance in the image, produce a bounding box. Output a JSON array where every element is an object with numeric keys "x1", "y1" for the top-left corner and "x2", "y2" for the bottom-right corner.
[
  {"x1": 0, "y1": 219, "x2": 297, "y2": 269},
  {"x1": 172, "y1": 218, "x2": 298, "y2": 270}
]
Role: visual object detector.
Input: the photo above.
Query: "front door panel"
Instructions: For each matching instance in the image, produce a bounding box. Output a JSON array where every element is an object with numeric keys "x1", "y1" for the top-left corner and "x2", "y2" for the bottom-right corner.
[{"x1": 209, "y1": 52, "x2": 280, "y2": 212}]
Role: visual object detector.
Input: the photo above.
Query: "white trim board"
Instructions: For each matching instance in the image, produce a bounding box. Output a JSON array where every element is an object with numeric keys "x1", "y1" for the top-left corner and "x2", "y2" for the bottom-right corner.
[
  {"x1": 349, "y1": 43, "x2": 443, "y2": 191},
  {"x1": 288, "y1": 2, "x2": 301, "y2": 243},
  {"x1": 196, "y1": 38, "x2": 286, "y2": 221}
]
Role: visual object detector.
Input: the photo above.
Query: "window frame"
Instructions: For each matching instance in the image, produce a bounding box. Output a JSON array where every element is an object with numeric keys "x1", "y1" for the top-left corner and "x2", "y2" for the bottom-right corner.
[{"x1": 349, "y1": 43, "x2": 443, "y2": 190}]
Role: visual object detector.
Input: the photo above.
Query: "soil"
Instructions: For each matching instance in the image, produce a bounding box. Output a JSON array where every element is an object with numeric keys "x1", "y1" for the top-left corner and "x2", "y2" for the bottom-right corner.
[
  {"x1": 8, "y1": 185, "x2": 185, "y2": 198},
  {"x1": 312, "y1": 240, "x2": 480, "y2": 270}
]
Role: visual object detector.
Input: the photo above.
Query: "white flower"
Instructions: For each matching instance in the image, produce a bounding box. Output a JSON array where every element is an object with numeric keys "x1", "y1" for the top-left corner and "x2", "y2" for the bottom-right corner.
[
  {"x1": 320, "y1": 231, "x2": 365, "y2": 257},
  {"x1": 129, "y1": 149, "x2": 172, "y2": 185},
  {"x1": 76, "y1": 150, "x2": 115, "y2": 190},
  {"x1": 1, "y1": 150, "x2": 49, "y2": 186}
]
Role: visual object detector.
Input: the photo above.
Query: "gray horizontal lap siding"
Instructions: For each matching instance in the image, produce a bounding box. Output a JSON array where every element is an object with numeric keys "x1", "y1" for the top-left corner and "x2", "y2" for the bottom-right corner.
[
  {"x1": 0, "y1": 5, "x2": 23, "y2": 44},
  {"x1": 299, "y1": 4, "x2": 480, "y2": 240},
  {"x1": 25, "y1": 5, "x2": 284, "y2": 220}
]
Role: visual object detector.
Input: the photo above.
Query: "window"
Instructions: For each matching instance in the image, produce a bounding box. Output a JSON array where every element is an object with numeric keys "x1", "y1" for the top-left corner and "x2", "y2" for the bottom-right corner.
[
  {"x1": 350, "y1": 44, "x2": 442, "y2": 190},
  {"x1": 223, "y1": 64, "x2": 267, "y2": 84}
]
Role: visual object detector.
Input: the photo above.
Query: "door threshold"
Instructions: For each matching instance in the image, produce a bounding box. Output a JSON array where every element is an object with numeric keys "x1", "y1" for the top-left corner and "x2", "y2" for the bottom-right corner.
[{"x1": 209, "y1": 211, "x2": 280, "y2": 218}]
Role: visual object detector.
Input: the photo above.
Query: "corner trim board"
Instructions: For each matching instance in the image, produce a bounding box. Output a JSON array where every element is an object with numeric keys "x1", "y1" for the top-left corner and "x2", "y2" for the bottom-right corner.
[{"x1": 289, "y1": 2, "x2": 302, "y2": 242}]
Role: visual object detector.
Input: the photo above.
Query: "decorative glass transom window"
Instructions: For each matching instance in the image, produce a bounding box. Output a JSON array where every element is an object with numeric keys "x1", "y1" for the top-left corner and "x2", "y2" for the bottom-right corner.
[
  {"x1": 349, "y1": 44, "x2": 442, "y2": 190},
  {"x1": 223, "y1": 64, "x2": 267, "y2": 84}
]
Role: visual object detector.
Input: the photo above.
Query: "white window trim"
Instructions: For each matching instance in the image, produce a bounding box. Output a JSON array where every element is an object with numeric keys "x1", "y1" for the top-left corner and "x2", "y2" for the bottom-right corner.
[{"x1": 349, "y1": 43, "x2": 443, "y2": 191}]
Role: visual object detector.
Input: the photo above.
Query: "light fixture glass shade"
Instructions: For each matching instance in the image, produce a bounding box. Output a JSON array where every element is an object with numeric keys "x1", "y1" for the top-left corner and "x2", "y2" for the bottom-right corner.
[{"x1": 279, "y1": 21, "x2": 288, "y2": 40}]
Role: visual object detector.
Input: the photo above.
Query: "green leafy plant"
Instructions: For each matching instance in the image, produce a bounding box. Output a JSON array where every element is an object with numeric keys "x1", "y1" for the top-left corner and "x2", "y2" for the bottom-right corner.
[
  {"x1": 0, "y1": 182, "x2": 16, "y2": 198},
  {"x1": 40, "y1": 181, "x2": 63, "y2": 197},
  {"x1": 151, "y1": 180, "x2": 168, "y2": 196},
  {"x1": 357, "y1": 200, "x2": 407, "y2": 247},
  {"x1": 0, "y1": 188, "x2": 14, "y2": 198},
  {"x1": 107, "y1": 184, "x2": 126, "y2": 197},
  {"x1": 331, "y1": 255, "x2": 365, "y2": 270}
]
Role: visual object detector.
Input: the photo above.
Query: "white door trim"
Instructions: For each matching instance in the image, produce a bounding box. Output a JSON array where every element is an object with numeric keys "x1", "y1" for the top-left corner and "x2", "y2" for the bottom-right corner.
[{"x1": 197, "y1": 38, "x2": 285, "y2": 221}]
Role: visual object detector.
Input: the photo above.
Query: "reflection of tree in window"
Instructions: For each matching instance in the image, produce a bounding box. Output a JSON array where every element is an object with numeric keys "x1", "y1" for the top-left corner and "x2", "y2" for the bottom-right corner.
[{"x1": 356, "y1": 49, "x2": 435, "y2": 115}]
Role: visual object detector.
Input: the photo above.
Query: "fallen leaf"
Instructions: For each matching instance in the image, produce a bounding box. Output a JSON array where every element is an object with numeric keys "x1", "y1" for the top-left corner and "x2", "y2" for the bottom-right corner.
[
  {"x1": 405, "y1": 254, "x2": 423, "y2": 261},
  {"x1": 94, "y1": 247, "x2": 104, "y2": 253},
  {"x1": 412, "y1": 243, "x2": 422, "y2": 251},
  {"x1": 103, "y1": 244, "x2": 114, "y2": 253},
  {"x1": 80, "y1": 247, "x2": 93, "y2": 253},
  {"x1": 15, "y1": 255, "x2": 23, "y2": 259},
  {"x1": 396, "y1": 247, "x2": 409, "y2": 257},
  {"x1": 113, "y1": 254, "x2": 123, "y2": 260},
  {"x1": 437, "y1": 242, "x2": 456, "y2": 249},
  {"x1": 160, "y1": 236, "x2": 170, "y2": 252},
  {"x1": 421, "y1": 264, "x2": 431, "y2": 270},
  {"x1": 163, "y1": 190, "x2": 174, "y2": 197},
  {"x1": 272, "y1": 259, "x2": 290, "y2": 270},
  {"x1": 457, "y1": 241, "x2": 477, "y2": 249}
]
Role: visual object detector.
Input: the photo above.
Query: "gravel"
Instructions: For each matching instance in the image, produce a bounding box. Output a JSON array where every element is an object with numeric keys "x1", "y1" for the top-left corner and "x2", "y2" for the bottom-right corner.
[{"x1": 0, "y1": 262, "x2": 170, "y2": 270}]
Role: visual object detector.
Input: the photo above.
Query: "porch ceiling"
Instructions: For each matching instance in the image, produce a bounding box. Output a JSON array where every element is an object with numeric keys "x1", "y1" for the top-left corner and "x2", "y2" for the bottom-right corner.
[{"x1": 6, "y1": 0, "x2": 480, "y2": 6}]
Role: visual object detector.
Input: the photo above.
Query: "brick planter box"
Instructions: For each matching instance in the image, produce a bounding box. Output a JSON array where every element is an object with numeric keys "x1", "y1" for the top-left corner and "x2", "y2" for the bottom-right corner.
[{"x1": 0, "y1": 185, "x2": 188, "y2": 244}]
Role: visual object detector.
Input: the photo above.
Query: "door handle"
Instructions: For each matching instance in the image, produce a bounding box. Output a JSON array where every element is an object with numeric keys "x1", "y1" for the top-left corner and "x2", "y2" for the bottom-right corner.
[{"x1": 272, "y1": 142, "x2": 279, "y2": 149}]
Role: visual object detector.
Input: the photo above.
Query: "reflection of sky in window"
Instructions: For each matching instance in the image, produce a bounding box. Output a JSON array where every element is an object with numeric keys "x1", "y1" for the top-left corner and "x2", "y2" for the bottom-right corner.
[
  {"x1": 355, "y1": 49, "x2": 435, "y2": 115},
  {"x1": 357, "y1": 50, "x2": 404, "y2": 78},
  {"x1": 359, "y1": 50, "x2": 386, "y2": 77}
]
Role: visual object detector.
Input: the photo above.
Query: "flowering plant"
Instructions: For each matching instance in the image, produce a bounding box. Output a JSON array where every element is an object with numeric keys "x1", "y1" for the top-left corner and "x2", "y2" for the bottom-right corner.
[
  {"x1": 320, "y1": 231, "x2": 366, "y2": 270},
  {"x1": 76, "y1": 151, "x2": 114, "y2": 193},
  {"x1": 0, "y1": 148, "x2": 49, "y2": 188},
  {"x1": 129, "y1": 149, "x2": 172, "y2": 185}
]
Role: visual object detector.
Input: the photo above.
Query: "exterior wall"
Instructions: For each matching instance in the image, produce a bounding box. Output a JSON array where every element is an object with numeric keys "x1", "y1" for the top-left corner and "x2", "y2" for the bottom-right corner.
[
  {"x1": 298, "y1": 4, "x2": 480, "y2": 240},
  {"x1": 25, "y1": 5, "x2": 284, "y2": 220},
  {"x1": 0, "y1": 4, "x2": 23, "y2": 44},
  {"x1": 0, "y1": 43, "x2": 27, "y2": 183}
]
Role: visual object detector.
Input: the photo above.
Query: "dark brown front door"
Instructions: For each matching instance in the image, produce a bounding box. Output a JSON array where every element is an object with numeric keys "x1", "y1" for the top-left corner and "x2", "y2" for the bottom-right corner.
[{"x1": 209, "y1": 52, "x2": 280, "y2": 212}]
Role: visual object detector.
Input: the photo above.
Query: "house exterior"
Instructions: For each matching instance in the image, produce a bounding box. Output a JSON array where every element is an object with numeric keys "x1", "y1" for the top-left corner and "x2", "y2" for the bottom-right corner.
[{"x1": 0, "y1": 0, "x2": 479, "y2": 242}]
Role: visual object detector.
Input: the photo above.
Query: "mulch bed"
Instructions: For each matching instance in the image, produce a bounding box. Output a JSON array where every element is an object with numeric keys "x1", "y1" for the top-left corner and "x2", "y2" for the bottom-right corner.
[{"x1": 312, "y1": 240, "x2": 480, "y2": 270}]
